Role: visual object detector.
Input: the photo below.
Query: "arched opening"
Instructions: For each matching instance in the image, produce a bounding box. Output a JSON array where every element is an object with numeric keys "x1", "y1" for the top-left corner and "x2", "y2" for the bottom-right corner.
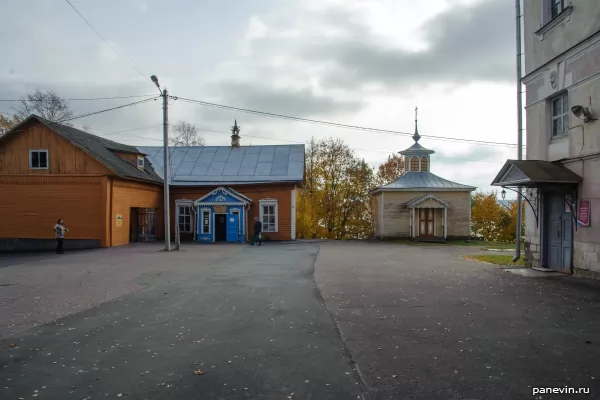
[
  {"x1": 420, "y1": 156, "x2": 429, "y2": 172},
  {"x1": 410, "y1": 156, "x2": 420, "y2": 172}
]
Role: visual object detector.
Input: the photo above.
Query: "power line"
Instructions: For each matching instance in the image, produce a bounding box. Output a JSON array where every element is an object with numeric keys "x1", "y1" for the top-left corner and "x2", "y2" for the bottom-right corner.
[
  {"x1": 92, "y1": 124, "x2": 509, "y2": 164},
  {"x1": 64, "y1": 0, "x2": 147, "y2": 79},
  {"x1": 0, "y1": 95, "x2": 157, "y2": 102},
  {"x1": 58, "y1": 97, "x2": 160, "y2": 123},
  {"x1": 174, "y1": 96, "x2": 523, "y2": 148}
]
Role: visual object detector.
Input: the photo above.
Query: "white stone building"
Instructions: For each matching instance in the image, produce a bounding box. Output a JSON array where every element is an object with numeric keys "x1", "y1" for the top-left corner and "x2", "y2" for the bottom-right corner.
[{"x1": 492, "y1": 0, "x2": 600, "y2": 277}]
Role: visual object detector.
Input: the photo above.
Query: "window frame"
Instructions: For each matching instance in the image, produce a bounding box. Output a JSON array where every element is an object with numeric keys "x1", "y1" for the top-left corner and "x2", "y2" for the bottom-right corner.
[
  {"x1": 550, "y1": 0, "x2": 565, "y2": 19},
  {"x1": 259, "y1": 199, "x2": 279, "y2": 233},
  {"x1": 137, "y1": 156, "x2": 145, "y2": 169},
  {"x1": 201, "y1": 209, "x2": 211, "y2": 235},
  {"x1": 176, "y1": 204, "x2": 193, "y2": 234},
  {"x1": 551, "y1": 92, "x2": 569, "y2": 138},
  {"x1": 29, "y1": 149, "x2": 49, "y2": 170},
  {"x1": 420, "y1": 156, "x2": 428, "y2": 172},
  {"x1": 410, "y1": 156, "x2": 420, "y2": 172}
]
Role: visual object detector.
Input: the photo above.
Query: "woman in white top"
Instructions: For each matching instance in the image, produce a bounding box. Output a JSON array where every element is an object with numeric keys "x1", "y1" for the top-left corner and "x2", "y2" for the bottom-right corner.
[{"x1": 53, "y1": 218, "x2": 69, "y2": 254}]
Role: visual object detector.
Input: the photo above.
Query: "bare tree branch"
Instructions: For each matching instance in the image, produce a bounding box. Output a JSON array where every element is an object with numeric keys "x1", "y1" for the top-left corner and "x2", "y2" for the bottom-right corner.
[
  {"x1": 169, "y1": 121, "x2": 205, "y2": 147},
  {"x1": 13, "y1": 90, "x2": 74, "y2": 125}
]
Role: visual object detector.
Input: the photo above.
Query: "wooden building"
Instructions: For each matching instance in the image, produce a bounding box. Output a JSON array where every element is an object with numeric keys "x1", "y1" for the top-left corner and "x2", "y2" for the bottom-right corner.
[
  {"x1": 0, "y1": 116, "x2": 304, "y2": 251},
  {"x1": 371, "y1": 116, "x2": 476, "y2": 241},
  {"x1": 137, "y1": 122, "x2": 305, "y2": 243}
]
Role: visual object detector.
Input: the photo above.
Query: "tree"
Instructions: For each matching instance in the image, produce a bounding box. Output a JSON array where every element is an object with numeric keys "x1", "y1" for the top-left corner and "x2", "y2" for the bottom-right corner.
[
  {"x1": 170, "y1": 121, "x2": 205, "y2": 146},
  {"x1": 471, "y1": 191, "x2": 525, "y2": 242},
  {"x1": 374, "y1": 153, "x2": 405, "y2": 187},
  {"x1": 0, "y1": 114, "x2": 21, "y2": 136},
  {"x1": 471, "y1": 191, "x2": 507, "y2": 241},
  {"x1": 13, "y1": 90, "x2": 73, "y2": 123},
  {"x1": 296, "y1": 137, "x2": 375, "y2": 240}
]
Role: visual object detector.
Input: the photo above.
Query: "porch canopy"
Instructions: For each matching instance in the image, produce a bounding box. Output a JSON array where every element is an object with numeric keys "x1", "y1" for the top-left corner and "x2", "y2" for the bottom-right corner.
[
  {"x1": 491, "y1": 160, "x2": 583, "y2": 225},
  {"x1": 491, "y1": 160, "x2": 582, "y2": 188}
]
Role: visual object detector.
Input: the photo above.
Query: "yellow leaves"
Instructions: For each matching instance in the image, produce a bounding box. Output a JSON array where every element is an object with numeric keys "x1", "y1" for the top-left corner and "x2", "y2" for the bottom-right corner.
[
  {"x1": 471, "y1": 191, "x2": 525, "y2": 242},
  {"x1": 297, "y1": 137, "x2": 374, "y2": 239}
]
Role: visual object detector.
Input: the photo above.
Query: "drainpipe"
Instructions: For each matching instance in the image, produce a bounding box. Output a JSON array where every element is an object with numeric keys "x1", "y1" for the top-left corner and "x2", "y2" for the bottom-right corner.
[{"x1": 513, "y1": 0, "x2": 523, "y2": 262}]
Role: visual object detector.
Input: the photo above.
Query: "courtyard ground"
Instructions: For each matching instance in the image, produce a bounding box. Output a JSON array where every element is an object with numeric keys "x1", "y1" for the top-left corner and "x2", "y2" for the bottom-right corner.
[{"x1": 1, "y1": 241, "x2": 599, "y2": 399}]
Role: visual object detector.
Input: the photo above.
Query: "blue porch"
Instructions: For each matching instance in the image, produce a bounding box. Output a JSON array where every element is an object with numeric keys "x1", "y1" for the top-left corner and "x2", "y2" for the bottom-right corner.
[{"x1": 194, "y1": 187, "x2": 251, "y2": 243}]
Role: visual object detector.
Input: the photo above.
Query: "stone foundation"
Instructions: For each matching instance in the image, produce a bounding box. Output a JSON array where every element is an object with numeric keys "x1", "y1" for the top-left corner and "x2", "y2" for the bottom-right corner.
[
  {"x1": 574, "y1": 241, "x2": 600, "y2": 273},
  {"x1": 524, "y1": 236, "x2": 540, "y2": 268},
  {"x1": 524, "y1": 237, "x2": 600, "y2": 274}
]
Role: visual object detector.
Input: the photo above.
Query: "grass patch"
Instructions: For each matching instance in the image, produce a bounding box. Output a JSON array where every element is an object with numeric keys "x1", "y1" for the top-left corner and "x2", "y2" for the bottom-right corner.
[
  {"x1": 464, "y1": 254, "x2": 525, "y2": 266},
  {"x1": 389, "y1": 240, "x2": 523, "y2": 250}
]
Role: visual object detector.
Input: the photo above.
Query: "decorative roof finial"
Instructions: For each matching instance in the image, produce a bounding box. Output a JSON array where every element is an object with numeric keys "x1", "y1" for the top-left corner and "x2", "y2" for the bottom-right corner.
[
  {"x1": 231, "y1": 119, "x2": 241, "y2": 136},
  {"x1": 413, "y1": 106, "x2": 421, "y2": 143}
]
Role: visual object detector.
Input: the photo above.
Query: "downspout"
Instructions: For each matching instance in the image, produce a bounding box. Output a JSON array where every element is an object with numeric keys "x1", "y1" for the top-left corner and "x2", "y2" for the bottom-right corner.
[{"x1": 513, "y1": 0, "x2": 523, "y2": 262}]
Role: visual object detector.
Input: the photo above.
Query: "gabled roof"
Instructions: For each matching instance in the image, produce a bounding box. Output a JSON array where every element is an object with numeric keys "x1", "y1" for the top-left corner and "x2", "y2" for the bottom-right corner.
[
  {"x1": 404, "y1": 193, "x2": 452, "y2": 208},
  {"x1": 491, "y1": 160, "x2": 583, "y2": 187},
  {"x1": 194, "y1": 187, "x2": 252, "y2": 206},
  {"x1": 371, "y1": 171, "x2": 476, "y2": 193},
  {"x1": 137, "y1": 144, "x2": 305, "y2": 186},
  {"x1": 1, "y1": 115, "x2": 162, "y2": 184}
]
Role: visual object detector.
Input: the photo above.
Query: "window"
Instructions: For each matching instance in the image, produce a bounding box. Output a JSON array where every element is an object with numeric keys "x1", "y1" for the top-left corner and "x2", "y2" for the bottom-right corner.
[
  {"x1": 410, "y1": 156, "x2": 420, "y2": 172},
  {"x1": 550, "y1": 0, "x2": 565, "y2": 19},
  {"x1": 551, "y1": 93, "x2": 569, "y2": 137},
  {"x1": 29, "y1": 150, "x2": 48, "y2": 169},
  {"x1": 177, "y1": 205, "x2": 192, "y2": 233},
  {"x1": 201, "y1": 210, "x2": 211, "y2": 234},
  {"x1": 420, "y1": 156, "x2": 429, "y2": 172},
  {"x1": 260, "y1": 200, "x2": 278, "y2": 232},
  {"x1": 137, "y1": 156, "x2": 145, "y2": 170}
]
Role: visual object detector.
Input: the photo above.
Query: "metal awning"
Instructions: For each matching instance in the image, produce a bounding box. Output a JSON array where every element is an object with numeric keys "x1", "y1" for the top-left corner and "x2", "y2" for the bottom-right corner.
[
  {"x1": 491, "y1": 160, "x2": 583, "y2": 228},
  {"x1": 491, "y1": 160, "x2": 582, "y2": 187}
]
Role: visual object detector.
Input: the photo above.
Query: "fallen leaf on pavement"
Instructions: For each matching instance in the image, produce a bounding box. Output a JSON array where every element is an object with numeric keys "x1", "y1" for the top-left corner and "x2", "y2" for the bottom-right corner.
[{"x1": 194, "y1": 370, "x2": 205, "y2": 375}]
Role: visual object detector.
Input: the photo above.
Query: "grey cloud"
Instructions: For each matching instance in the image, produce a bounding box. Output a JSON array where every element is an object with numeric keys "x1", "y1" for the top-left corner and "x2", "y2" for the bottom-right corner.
[
  {"x1": 208, "y1": 81, "x2": 364, "y2": 117},
  {"x1": 304, "y1": 0, "x2": 515, "y2": 90}
]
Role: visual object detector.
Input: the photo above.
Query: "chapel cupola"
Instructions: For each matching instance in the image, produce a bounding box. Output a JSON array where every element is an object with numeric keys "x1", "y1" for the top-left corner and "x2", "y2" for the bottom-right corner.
[{"x1": 398, "y1": 107, "x2": 435, "y2": 172}]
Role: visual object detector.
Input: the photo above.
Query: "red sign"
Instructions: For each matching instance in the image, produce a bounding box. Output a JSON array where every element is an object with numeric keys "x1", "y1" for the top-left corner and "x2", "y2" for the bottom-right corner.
[{"x1": 578, "y1": 200, "x2": 591, "y2": 227}]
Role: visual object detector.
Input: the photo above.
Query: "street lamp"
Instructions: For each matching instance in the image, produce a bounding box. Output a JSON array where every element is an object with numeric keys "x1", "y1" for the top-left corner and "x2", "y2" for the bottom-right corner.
[
  {"x1": 501, "y1": 188, "x2": 506, "y2": 200},
  {"x1": 151, "y1": 75, "x2": 171, "y2": 251}
]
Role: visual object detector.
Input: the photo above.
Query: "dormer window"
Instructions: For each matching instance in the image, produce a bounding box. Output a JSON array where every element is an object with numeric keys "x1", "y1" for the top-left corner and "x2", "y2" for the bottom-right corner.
[{"x1": 137, "y1": 156, "x2": 145, "y2": 170}]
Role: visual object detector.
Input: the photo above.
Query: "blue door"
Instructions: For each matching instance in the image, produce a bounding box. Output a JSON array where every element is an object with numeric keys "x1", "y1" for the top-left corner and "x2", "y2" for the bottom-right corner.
[{"x1": 226, "y1": 213, "x2": 240, "y2": 242}]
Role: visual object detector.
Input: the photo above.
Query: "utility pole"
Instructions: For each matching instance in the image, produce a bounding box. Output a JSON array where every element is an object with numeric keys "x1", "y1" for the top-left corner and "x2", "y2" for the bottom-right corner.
[
  {"x1": 151, "y1": 75, "x2": 171, "y2": 251},
  {"x1": 513, "y1": 0, "x2": 523, "y2": 262}
]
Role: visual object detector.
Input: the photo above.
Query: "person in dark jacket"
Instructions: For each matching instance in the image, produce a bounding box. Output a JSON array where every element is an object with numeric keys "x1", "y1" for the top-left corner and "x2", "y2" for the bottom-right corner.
[{"x1": 250, "y1": 217, "x2": 262, "y2": 246}]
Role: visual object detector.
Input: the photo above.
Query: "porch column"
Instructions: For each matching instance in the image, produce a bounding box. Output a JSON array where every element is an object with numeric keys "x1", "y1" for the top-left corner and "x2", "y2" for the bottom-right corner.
[
  {"x1": 443, "y1": 207, "x2": 447, "y2": 239},
  {"x1": 434, "y1": 208, "x2": 437, "y2": 236}
]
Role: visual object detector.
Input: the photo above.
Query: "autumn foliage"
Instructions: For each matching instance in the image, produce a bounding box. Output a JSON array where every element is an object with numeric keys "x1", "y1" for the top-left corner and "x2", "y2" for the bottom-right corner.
[
  {"x1": 296, "y1": 138, "x2": 405, "y2": 240},
  {"x1": 471, "y1": 191, "x2": 525, "y2": 242}
]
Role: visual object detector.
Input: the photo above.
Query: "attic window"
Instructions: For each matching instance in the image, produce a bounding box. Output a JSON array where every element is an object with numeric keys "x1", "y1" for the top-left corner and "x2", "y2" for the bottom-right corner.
[
  {"x1": 137, "y1": 156, "x2": 145, "y2": 170},
  {"x1": 29, "y1": 150, "x2": 49, "y2": 169}
]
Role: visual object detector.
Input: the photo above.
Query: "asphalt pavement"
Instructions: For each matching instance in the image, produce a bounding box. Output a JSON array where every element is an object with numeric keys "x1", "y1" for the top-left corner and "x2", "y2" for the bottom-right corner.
[
  {"x1": 1, "y1": 244, "x2": 363, "y2": 400},
  {"x1": 315, "y1": 242, "x2": 600, "y2": 400}
]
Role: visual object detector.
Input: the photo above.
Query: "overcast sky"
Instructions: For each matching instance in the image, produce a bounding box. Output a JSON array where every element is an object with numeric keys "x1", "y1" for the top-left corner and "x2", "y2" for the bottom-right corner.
[{"x1": 0, "y1": 0, "x2": 520, "y2": 195}]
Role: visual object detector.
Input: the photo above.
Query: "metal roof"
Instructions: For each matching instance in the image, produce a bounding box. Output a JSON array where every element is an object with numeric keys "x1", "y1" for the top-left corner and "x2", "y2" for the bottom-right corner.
[
  {"x1": 372, "y1": 171, "x2": 476, "y2": 193},
  {"x1": 491, "y1": 160, "x2": 583, "y2": 187},
  {"x1": 399, "y1": 142, "x2": 435, "y2": 155},
  {"x1": 2, "y1": 115, "x2": 163, "y2": 184},
  {"x1": 137, "y1": 144, "x2": 305, "y2": 186}
]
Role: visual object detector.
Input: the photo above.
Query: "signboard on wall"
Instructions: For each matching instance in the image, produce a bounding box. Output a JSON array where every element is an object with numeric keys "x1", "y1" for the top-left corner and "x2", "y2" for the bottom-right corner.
[
  {"x1": 116, "y1": 214, "x2": 123, "y2": 228},
  {"x1": 578, "y1": 200, "x2": 591, "y2": 227},
  {"x1": 214, "y1": 205, "x2": 227, "y2": 213}
]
